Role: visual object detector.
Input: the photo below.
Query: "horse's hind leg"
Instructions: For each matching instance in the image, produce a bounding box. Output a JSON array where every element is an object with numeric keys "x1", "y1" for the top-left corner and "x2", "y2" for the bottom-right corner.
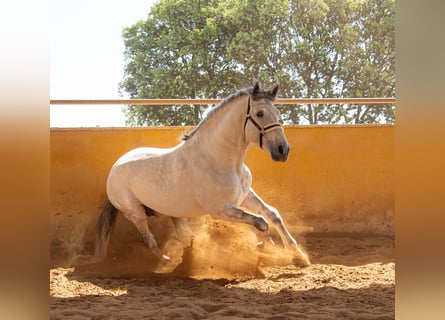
[
  {"x1": 120, "y1": 204, "x2": 170, "y2": 260},
  {"x1": 171, "y1": 217, "x2": 193, "y2": 246}
]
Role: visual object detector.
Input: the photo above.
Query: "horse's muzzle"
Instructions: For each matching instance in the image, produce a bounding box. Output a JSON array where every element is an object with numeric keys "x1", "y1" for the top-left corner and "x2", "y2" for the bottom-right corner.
[{"x1": 271, "y1": 143, "x2": 290, "y2": 162}]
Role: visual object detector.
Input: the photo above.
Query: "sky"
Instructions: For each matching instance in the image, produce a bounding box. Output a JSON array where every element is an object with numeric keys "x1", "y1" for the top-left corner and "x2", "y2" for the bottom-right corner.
[{"x1": 50, "y1": 0, "x2": 156, "y2": 127}]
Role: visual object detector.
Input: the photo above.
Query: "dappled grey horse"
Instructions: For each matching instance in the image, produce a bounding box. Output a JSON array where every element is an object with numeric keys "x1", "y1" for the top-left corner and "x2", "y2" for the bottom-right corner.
[{"x1": 95, "y1": 81, "x2": 310, "y2": 265}]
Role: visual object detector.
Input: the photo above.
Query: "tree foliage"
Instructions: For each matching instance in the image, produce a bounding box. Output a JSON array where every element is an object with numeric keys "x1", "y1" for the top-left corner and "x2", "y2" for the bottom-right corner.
[{"x1": 120, "y1": 0, "x2": 395, "y2": 126}]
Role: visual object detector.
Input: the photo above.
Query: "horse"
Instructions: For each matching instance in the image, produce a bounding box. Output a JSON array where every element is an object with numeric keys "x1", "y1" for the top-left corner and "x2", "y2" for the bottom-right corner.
[{"x1": 95, "y1": 80, "x2": 310, "y2": 266}]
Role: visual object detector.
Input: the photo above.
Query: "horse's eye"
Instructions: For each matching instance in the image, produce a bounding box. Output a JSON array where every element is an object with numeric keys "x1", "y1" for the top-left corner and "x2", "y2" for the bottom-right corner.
[{"x1": 256, "y1": 111, "x2": 264, "y2": 118}]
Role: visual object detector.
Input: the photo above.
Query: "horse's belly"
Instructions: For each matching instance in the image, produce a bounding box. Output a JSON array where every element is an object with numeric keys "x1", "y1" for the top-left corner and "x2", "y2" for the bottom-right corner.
[
  {"x1": 160, "y1": 203, "x2": 207, "y2": 218},
  {"x1": 139, "y1": 186, "x2": 206, "y2": 218}
]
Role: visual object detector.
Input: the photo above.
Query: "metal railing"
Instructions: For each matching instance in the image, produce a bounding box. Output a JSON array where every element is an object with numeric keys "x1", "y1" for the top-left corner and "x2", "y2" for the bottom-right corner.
[{"x1": 50, "y1": 98, "x2": 395, "y2": 105}]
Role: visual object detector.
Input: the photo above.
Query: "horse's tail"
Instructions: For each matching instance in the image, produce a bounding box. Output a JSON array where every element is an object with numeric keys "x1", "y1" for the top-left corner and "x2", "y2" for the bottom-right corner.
[{"x1": 94, "y1": 196, "x2": 118, "y2": 261}]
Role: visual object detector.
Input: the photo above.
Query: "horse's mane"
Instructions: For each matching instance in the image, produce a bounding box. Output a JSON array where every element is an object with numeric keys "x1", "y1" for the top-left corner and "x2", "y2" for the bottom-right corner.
[{"x1": 181, "y1": 84, "x2": 277, "y2": 141}]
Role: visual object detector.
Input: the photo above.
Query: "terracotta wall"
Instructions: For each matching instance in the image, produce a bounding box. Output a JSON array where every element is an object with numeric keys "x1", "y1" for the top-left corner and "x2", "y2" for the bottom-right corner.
[{"x1": 50, "y1": 125, "x2": 394, "y2": 258}]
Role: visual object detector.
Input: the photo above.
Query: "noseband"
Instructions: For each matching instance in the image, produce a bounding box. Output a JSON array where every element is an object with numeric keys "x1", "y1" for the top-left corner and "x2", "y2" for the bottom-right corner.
[{"x1": 243, "y1": 96, "x2": 282, "y2": 149}]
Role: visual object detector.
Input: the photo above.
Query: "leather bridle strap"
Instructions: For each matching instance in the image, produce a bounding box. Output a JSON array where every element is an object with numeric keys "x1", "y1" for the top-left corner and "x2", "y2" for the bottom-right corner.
[{"x1": 243, "y1": 96, "x2": 282, "y2": 149}]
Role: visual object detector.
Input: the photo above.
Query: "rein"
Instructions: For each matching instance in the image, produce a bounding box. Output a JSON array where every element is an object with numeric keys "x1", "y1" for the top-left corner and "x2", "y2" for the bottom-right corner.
[{"x1": 243, "y1": 96, "x2": 282, "y2": 148}]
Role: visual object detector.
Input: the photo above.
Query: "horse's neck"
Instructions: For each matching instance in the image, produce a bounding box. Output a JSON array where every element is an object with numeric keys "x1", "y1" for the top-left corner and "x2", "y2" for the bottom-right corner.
[{"x1": 185, "y1": 96, "x2": 249, "y2": 172}]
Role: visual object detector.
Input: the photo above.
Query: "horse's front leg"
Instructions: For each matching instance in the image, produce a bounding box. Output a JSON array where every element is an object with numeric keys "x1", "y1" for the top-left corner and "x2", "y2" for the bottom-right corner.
[
  {"x1": 241, "y1": 188, "x2": 311, "y2": 265},
  {"x1": 209, "y1": 205, "x2": 269, "y2": 233}
]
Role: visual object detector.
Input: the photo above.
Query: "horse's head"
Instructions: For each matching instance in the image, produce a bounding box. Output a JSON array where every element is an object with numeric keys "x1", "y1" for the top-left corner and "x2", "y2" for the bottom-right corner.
[{"x1": 244, "y1": 81, "x2": 290, "y2": 162}]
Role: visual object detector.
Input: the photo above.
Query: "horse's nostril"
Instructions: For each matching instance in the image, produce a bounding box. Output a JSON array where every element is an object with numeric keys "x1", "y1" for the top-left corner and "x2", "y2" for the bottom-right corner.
[{"x1": 272, "y1": 144, "x2": 289, "y2": 162}]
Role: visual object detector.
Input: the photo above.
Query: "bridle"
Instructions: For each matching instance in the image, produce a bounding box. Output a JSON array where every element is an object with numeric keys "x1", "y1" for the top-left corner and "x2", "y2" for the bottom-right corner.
[{"x1": 243, "y1": 96, "x2": 282, "y2": 149}]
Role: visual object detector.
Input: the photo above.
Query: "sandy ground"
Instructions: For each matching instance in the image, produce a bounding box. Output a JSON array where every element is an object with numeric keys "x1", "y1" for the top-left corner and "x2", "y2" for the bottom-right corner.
[{"x1": 50, "y1": 224, "x2": 394, "y2": 320}]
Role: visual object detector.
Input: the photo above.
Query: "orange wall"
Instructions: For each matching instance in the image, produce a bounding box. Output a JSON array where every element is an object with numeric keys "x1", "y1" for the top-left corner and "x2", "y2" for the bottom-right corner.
[{"x1": 50, "y1": 125, "x2": 394, "y2": 256}]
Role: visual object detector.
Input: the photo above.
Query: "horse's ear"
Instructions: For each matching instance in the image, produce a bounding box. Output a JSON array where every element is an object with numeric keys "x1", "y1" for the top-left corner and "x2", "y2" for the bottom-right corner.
[
  {"x1": 252, "y1": 80, "x2": 260, "y2": 95},
  {"x1": 271, "y1": 84, "x2": 279, "y2": 97}
]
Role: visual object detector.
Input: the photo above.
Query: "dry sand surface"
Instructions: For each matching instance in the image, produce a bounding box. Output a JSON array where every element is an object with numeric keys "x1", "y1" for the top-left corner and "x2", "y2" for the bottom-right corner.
[{"x1": 50, "y1": 219, "x2": 394, "y2": 320}]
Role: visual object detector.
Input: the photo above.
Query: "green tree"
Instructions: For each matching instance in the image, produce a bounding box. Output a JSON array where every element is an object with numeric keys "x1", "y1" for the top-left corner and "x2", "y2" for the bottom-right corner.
[
  {"x1": 339, "y1": 0, "x2": 395, "y2": 123},
  {"x1": 120, "y1": 0, "x2": 395, "y2": 126},
  {"x1": 120, "y1": 0, "x2": 237, "y2": 126}
]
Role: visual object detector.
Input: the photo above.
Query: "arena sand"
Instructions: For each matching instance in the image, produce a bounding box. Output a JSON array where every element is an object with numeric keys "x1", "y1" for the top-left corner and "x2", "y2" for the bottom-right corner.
[{"x1": 50, "y1": 218, "x2": 394, "y2": 319}]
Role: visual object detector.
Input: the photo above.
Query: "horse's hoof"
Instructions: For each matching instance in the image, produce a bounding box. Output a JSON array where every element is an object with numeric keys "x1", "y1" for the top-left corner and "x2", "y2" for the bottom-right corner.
[
  {"x1": 299, "y1": 252, "x2": 311, "y2": 266},
  {"x1": 161, "y1": 254, "x2": 171, "y2": 261},
  {"x1": 300, "y1": 257, "x2": 311, "y2": 267},
  {"x1": 263, "y1": 230, "x2": 275, "y2": 246},
  {"x1": 294, "y1": 244, "x2": 311, "y2": 266}
]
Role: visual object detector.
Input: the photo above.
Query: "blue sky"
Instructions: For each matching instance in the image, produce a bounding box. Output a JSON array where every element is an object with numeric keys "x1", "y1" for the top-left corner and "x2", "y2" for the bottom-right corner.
[{"x1": 50, "y1": 0, "x2": 155, "y2": 127}]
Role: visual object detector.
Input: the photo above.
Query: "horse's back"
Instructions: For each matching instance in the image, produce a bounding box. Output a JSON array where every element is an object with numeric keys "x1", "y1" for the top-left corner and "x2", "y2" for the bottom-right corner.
[{"x1": 113, "y1": 146, "x2": 173, "y2": 166}]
